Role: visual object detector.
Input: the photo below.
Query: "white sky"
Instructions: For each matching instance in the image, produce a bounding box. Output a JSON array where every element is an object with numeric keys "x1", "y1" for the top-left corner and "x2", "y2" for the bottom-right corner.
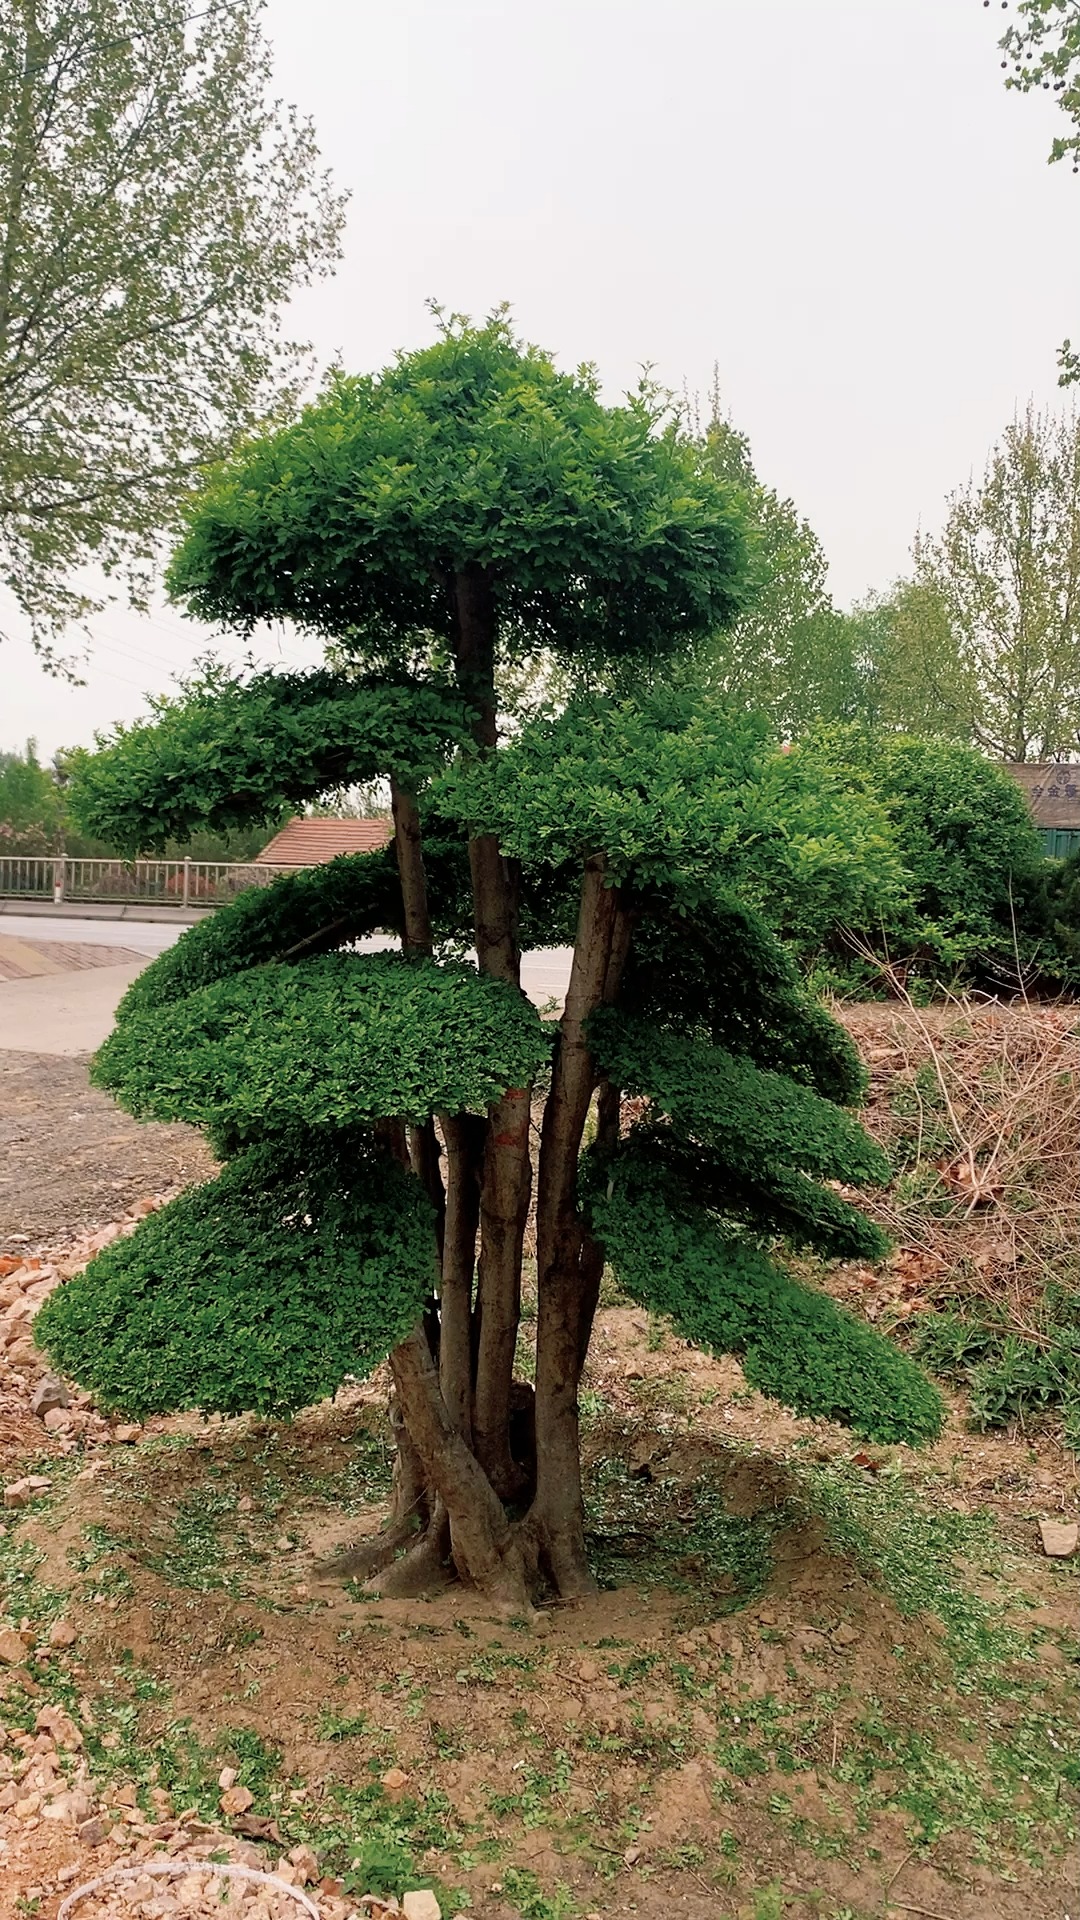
[{"x1": 6, "y1": 0, "x2": 1080, "y2": 757}]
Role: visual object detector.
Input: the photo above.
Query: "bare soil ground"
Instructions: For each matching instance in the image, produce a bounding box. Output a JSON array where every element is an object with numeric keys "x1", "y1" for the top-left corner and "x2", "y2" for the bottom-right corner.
[
  {"x1": 0, "y1": 1050, "x2": 215, "y2": 1249},
  {"x1": 0, "y1": 1014, "x2": 1077, "y2": 1920}
]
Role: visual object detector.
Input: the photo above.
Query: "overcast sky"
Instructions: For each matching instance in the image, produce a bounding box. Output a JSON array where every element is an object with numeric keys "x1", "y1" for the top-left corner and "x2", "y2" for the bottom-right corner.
[{"x1": 6, "y1": 0, "x2": 1080, "y2": 757}]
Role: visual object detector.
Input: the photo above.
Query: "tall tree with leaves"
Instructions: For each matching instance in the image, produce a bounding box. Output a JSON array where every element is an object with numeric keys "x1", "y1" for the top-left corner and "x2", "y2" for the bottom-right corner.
[
  {"x1": 42, "y1": 317, "x2": 942, "y2": 1607},
  {"x1": 909, "y1": 404, "x2": 1080, "y2": 760},
  {"x1": 998, "y1": 0, "x2": 1080, "y2": 381},
  {"x1": 695, "y1": 393, "x2": 861, "y2": 735},
  {"x1": 0, "y1": 0, "x2": 344, "y2": 667},
  {"x1": 838, "y1": 580, "x2": 979, "y2": 741}
]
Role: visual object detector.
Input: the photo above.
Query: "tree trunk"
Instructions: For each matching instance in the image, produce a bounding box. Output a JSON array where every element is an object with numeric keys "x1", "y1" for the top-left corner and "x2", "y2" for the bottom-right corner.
[
  {"x1": 390, "y1": 1327, "x2": 525, "y2": 1604},
  {"x1": 450, "y1": 565, "x2": 535, "y2": 1498},
  {"x1": 391, "y1": 777, "x2": 446, "y2": 1242},
  {"x1": 440, "y1": 1112, "x2": 485, "y2": 1440},
  {"x1": 530, "y1": 860, "x2": 631, "y2": 1595}
]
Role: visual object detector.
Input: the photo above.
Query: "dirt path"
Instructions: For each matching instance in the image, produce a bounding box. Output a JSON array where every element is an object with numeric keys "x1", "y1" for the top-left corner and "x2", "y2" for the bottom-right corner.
[{"x1": 0, "y1": 1050, "x2": 215, "y2": 1251}]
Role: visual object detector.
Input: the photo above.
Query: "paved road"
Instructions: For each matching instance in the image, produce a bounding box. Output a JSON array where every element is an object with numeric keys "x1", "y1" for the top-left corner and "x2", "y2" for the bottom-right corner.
[{"x1": 0, "y1": 917, "x2": 574, "y2": 1056}]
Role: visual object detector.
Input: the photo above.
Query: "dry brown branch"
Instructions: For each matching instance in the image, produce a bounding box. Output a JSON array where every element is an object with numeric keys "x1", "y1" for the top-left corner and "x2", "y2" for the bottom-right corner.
[{"x1": 828, "y1": 962, "x2": 1080, "y2": 1333}]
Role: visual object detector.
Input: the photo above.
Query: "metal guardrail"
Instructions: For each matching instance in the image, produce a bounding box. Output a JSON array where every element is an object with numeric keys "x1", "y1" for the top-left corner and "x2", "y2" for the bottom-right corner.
[{"x1": 0, "y1": 856, "x2": 297, "y2": 908}]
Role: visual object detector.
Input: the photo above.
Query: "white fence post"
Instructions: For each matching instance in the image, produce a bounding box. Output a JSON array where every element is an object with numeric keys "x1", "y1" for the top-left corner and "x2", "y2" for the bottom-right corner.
[
  {"x1": 182, "y1": 858, "x2": 191, "y2": 909},
  {"x1": 52, "y1": 857, "x2": 65, "y2": 905}
]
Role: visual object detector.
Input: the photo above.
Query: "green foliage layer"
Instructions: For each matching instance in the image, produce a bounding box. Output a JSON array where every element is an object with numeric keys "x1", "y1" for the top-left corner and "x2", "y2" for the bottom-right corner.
[
  {"x1": 583, "y1": 1151, "x2": 942, "y2": 1444},
  {"x1": 35, "y1": 1139, "x2": 435, "y2": 1418},
  {"x1": 622, "y1": 887, "x2": 866, "y2": 1105},
  {"x1": 589, "y1": 1011, "x2": 890, "y2": 1190},
  {"x1": 67, "y1": 667, "x2": 470, "y2": 855},
  {"x1": 438, "y1": 690, "x2": 904, "y2": 944},
  {"x1": 118, "y1": 851, "x2": 403, "y2": 1017},
  {"x1": 96, "y1": 951, "x2": 552, "y2": 1153},
  {"x1": 167, "y1": 314, "x2": 748, "y2": 663},
  {"x1": 620, "y1": 1127, "x2": 889, "y2": 1264}
]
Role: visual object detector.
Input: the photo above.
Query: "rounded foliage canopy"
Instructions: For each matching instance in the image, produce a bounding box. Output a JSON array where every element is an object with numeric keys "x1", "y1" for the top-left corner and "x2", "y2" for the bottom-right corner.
[
  {"x1": 166, "y1": 314, "x2": 749, "y2": 662},
  {"x1": 67, "y1": 666, "x2": 472, "y2": 855},
  {"x1": 95, "y1": 950, "x2": 553, "y2": 1153},
  {"x1": 36, "y1": 1138, "x2": 436, "y2": 1418}
]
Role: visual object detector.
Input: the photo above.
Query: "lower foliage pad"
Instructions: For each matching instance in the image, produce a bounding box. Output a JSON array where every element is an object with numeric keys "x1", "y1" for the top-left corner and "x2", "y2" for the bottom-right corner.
[
  {"x1": 584, "y1": 1152, "x2": 943, "y2": 1444},
  {"x1": 35, "y1": 1138, "x2": 437, "y2": 1418}
]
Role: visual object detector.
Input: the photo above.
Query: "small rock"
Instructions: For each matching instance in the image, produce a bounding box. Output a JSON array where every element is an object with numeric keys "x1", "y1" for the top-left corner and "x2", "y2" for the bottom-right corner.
[
  {"x1": 274, "y1": 1535, "x2": 292, "y2": 1552},
  {"x1": 111, "y1": 1424, "x2": 141, "y2": 1445},
  {"x1": 76, "y1": 1814, "x2": 107, "y2": 1848},
  {"x1": 381, "y1": 1767, "x2": 410, "y2": 1798},
  {"x1": 48, "y1": 1620, "x2": 77, "y2": 1649},
  {"x1": 623, "y1": 1844, "x2": 641, "y2": 1866},
  {"x1": 831, "y1": 1622, "x2": 860, "y2": 1647},
  {"x1": 15, "y1": 1792, "x2": 42, "y2": 1818},
  {"x1": 30, "y1": 1376, "x2": 69, "y2": 1418},
  {"x1": 25, "y1": 1474, "x2": 51, "y2": 1492},
  {"x1": 1039, "y1": 1518, "x2": 1079, "y2": 1559},
  {"x1": 42, "y1": 1407, "x2": 71, "y2": 1432},
  {"x1": 218, "y1": 1766, "x2": 238, "y2": 1790},
  {"x1": 402, "y1": 1894, "x2": 441, "y2": 1920},
  {"x1": 3, "y1": 1481, "x2": 28, "y2": 1509},
  {"x1": 237, "y1": 1495, "x2": 254, "y2": 1513},
  {"x1": 577, "y1": 1658, "x2": 600, "y2": 1683},
  {"x1": 288, "y1": 1843, "x2": 319, "y2": 1885},
  {"x1": 0, "y1": 1626, "x2": 27, "y2": 1664},
  {"x1": 220, "y1": 1783, "x2": 254, "y2": 1816}
]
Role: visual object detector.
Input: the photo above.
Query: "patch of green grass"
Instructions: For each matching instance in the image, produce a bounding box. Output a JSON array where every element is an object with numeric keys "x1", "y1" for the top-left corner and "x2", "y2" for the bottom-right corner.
[
  {"x1": 585, "y1": 1456, "x2": 779, "y2": 1606},
  {"x1": 147, "y1": 1487, "x2": 243, "y2": 1592},
  {"x1": 0, "y1": 1532, "x2": 68, "y2": 1625},
  {"x1": 799, "y1": 1459, "x2": 1035, "y2": 1675},
  {"x1": 317, "y1": 1710, "x2": 369, "y2": 1742},
  {"x1": 499, "y1": 1866, "x2": 577, "y2": 1919},
  {"x1": 487, "y1": 1753, "x2": 572, "y2": 1828}
]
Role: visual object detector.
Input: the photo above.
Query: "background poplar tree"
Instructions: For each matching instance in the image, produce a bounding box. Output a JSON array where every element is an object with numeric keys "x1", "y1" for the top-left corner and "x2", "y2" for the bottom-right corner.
[
  {"x1": 0, "y1": 0, "x2": 345, "y2": 666},
  {"x1": 41, "y1": 317, "x2": 942, "y2": 1608}
]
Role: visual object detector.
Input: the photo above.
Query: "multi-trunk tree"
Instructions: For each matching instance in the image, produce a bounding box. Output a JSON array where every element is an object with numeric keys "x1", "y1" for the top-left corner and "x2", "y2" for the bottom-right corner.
[{"x1": 40, "y1": 317, "x2": 942, "y2": 1607}]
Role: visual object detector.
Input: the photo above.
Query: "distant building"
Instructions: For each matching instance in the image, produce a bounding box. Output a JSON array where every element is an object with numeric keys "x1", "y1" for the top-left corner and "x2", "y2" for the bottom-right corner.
[
  {"x1": 1003, "y1": 762, "x2": 1080, "y2": 859},
  {"x1": 255, "y1": 816, "x2": 393, "y2": 866}
]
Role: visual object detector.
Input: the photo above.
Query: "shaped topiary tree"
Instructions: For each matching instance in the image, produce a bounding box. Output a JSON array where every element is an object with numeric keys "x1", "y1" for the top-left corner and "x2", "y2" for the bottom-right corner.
[{"x1": 40, "y1": 316, "x2": 942, "y2": 1606}]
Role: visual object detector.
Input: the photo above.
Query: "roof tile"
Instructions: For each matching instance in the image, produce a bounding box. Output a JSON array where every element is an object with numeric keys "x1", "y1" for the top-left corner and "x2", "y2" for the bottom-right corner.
[{"x1": 256, "y1": 817, "x2": 392, "y2": 865}]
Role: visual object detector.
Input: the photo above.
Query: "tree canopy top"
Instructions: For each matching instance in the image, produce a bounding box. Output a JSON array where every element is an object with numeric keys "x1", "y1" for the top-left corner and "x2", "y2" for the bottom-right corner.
[{"x1": 167, "y1": 311, "x2": 749, "y2": 664}]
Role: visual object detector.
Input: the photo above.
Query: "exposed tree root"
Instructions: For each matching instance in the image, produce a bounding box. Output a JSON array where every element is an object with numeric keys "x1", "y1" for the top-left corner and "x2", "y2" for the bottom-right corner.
[{"x1": 312, "y1": 1515, "x2": 420, "y2": 1584}]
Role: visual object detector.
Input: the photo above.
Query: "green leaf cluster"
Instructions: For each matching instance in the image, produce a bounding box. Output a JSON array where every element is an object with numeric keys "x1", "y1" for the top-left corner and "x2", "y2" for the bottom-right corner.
[
  {"x1": 117, "y1": 849, "x2": 404, "y2": 1016},
  {"x1": 167, "y1": 313, "x2": 748, "y2": 664},
  {"x1": 437, "y1": 689, "x2": 904, "y2": 942},
  {"x1": 788, "y1": 728, "x2": 1047, "y2": 983},
  {"x1": 590, "y1": 1010, "x2": 889, "y2": 1190},
  {"x1": 621, "y1": 886, "x2": 866, "y2": 1105},
  {"x1": 35, "y1": 1137, "x2": 435, "y2": 1418},
  {"x1": 582, "y1": 1149, "x2": 942, "y2": 1444},
  {"x1": 66, "y1": 666, "x2": 471, "y2": 856},
  {"x1": 577, "y1": 891, "x2": 943, "y2": 1441},
  {"x1": 0, "y1": 0, "x2": 345, "y2": 662},
  {"x1": 95, "y1": 951, "x2": 553, "y2": 1155}
]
